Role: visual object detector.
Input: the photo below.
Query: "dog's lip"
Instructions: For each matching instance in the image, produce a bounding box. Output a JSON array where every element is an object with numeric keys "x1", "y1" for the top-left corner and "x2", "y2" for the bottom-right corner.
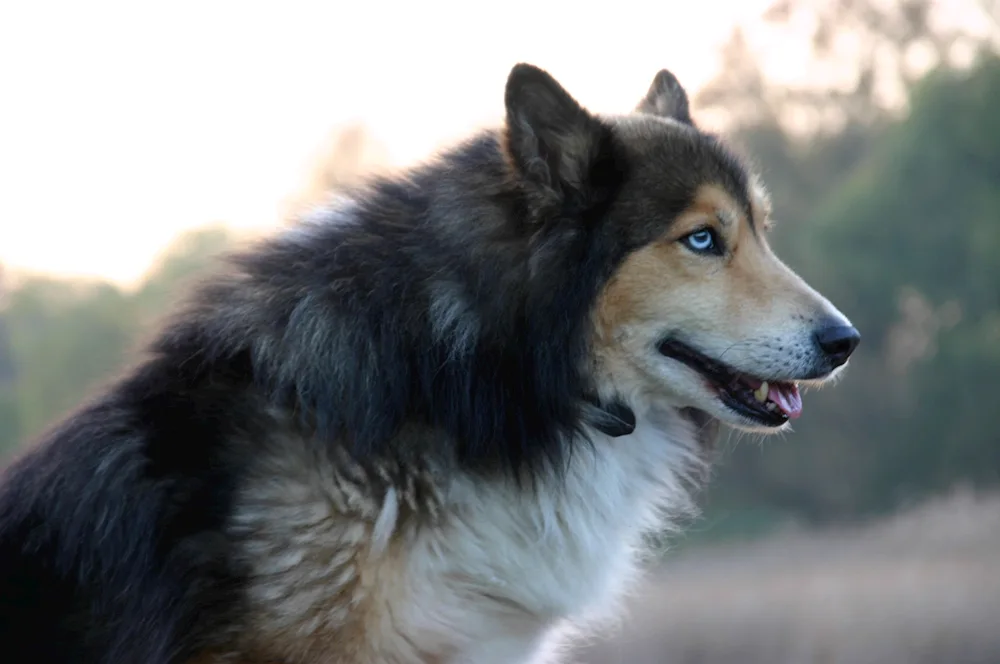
[
  {"x1": 657, "y1": 338, "x2": 732, "y2": 380},
  {"x1": 657, "y1": 338, "x2": 802, "y2": 426},
  {"x1": 656, "y1": 338, "x2": 803, "y2": 382}
]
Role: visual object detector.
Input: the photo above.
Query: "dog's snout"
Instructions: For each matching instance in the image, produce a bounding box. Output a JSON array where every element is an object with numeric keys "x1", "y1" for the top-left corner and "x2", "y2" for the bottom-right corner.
[{"x1": 814, "y1": 323, "x2": 861, "y2": 367}]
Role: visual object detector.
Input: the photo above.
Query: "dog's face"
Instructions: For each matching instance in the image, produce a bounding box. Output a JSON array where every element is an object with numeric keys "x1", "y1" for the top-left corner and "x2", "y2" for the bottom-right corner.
[
  {"x1": 503, "y1": 65, "x2": 859, "y2": 434},
  {"x1": 593, "y1": 172, "x2": 857, "y2": 433},
  {"x1": 597, "y1": 74, "x2": 858, "y2": 433}
]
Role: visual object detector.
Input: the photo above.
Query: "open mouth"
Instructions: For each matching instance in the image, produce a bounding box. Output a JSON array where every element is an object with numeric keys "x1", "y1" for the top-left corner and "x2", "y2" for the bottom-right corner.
[{"x1": 658, "y1": 339, "x2": 803, "y2": 428}]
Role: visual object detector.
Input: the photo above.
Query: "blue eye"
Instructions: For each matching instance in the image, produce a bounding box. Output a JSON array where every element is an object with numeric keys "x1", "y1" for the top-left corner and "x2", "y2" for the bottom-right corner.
[{"x1": 682, "y1": 229, "x2": 720, "y2": 254}]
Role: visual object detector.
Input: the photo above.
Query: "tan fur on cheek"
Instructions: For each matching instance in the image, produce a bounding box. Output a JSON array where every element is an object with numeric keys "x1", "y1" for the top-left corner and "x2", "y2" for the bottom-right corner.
[
  {"x1": 594, "y1": 239, "x2": 707, "y2": 332},
  {"x1": 593, "y1": 249, "x2": 664, "y2": 348},
  {"x1": 590, "y1": 279, "x2": 644, "y2": 397},
  {"x1": 590, "y1": 241, "x2": 695, "y2": 398}
]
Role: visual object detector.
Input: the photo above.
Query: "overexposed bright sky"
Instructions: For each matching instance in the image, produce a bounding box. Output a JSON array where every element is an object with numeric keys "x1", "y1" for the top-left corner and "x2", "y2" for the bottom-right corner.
[{"x1": 0, "y1": 0, "x2": 780, "y2": 287}]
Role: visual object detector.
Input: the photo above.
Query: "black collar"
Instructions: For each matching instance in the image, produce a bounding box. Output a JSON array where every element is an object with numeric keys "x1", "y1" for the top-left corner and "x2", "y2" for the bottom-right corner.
[{"x1": 583, "y1": 395, "x2": 636, "y2": 437}]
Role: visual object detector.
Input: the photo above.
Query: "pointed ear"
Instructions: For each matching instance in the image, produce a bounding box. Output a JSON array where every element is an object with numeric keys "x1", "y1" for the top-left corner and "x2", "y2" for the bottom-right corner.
[
  {"x1": 503, "y1": 63, "x2": 609, "y2": 208},
  {"x1": 636, "y1": 69, "x2": 694, "y2": 125}
]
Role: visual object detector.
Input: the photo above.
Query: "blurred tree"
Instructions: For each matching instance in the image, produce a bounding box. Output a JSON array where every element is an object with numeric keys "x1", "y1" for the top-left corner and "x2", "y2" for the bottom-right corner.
[
  {"x1": 5, "y1": 277, "x2": 136, "y2": 444},
  {"x1": 310, "y1": 123, "x2": 390, "y2": 193},
  {"x1": 2, "y1": 226, "x2": 240, "y2": 448},
  {"x1": 698, "y1": 0, "x2": 999, "y2": 132},
  {"x1": 286, "y1": 122, "x2": 390, "y2": 218},
  {"x1": 133, "y1": 224, "x2": 236, "y2": 322},
  {"x1": 694, "y1": 0, "x2": 999, "y2": 257},
  {"x1": 802, "y1": 58, "x2": 1000, "y2": 510}
]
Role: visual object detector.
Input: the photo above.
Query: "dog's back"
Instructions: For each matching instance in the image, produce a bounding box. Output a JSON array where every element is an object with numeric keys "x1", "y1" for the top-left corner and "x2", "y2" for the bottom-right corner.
[{"x1": 0, "y1": 351, "x2": 256, "y2": 663}]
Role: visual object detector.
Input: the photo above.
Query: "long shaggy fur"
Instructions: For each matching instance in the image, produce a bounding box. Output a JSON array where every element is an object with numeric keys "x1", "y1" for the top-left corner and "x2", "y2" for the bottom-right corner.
[{"x1": 0, "y1": 63, "x2": 856, "y2": 664}]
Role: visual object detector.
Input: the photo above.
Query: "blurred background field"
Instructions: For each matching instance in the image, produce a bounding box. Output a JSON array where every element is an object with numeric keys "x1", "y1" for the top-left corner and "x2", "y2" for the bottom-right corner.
[
  {"x1": 577, "y1": 489, "x2": 1000, "y2": 664},
  {"x1": 1, "y1": 0, "x2": 998, "y2": 662}
]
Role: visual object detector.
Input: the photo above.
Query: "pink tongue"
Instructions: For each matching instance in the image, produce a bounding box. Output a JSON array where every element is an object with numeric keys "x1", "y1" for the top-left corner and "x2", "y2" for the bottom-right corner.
[{"x1": 769, "y1": 383, "x2": 803, "y2": 420}]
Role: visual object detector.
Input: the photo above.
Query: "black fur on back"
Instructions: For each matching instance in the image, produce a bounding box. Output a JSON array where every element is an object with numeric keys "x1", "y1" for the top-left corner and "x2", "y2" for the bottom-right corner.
[
  {"x1": 155, "y1": 64, "x2": 646, "y2": 478},
  {"x1": 0, "y1": 63, "x2": 756, "y2": 662}
]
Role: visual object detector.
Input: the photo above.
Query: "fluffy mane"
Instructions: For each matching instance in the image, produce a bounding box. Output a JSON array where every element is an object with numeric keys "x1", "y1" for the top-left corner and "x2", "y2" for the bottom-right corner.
[{"x1": 152, "y1": 126, "x2": 630, "y2": 477}]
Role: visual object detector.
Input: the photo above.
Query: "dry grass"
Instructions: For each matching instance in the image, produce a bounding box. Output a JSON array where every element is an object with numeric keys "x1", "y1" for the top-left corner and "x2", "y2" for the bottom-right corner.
[{"x1": 573, "y1": 489, "x2": 1000, "y2": 664}]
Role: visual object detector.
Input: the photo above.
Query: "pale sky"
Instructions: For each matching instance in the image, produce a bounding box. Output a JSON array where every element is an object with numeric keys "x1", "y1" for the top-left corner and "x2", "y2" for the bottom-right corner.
[{"x1": 0, "y1": 0, "x2": 780, "y2": 287}]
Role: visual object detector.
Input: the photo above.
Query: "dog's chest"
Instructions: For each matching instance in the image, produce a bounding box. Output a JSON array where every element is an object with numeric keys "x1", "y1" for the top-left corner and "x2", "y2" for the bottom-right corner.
[
  {"x1": 444, "y1": 426, "x2": 685, "y2": 620},
  {"x1": 227, "y1": 418, "x2": 697, "y2": 663}
]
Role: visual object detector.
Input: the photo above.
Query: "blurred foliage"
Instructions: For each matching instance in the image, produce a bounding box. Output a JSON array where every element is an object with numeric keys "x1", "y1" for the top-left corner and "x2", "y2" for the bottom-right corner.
[
  {"x1": 0, "y1": 226, "x2": 234, "y2": 455},
  {"x1": 0, "y1": 2, "x2": 998, "y2": 535},
  {"x1": 697, "y1": 0, "x2": 1000, "y2": 131}
]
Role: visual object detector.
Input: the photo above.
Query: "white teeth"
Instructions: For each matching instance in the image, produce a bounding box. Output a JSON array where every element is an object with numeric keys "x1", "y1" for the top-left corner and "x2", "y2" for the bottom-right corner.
[
  {"x1": 765, "y1": 402, "x2": 777, "y2": 411},
  {"x1": 754, "y1": 381, "x2": 769, "y2": 403}
]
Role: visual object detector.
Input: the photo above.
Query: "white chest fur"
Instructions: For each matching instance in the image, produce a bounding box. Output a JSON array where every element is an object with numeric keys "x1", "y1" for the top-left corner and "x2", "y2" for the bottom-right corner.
[{"x1": 227, "y1": 408, "x2": 705, "y2": 664}]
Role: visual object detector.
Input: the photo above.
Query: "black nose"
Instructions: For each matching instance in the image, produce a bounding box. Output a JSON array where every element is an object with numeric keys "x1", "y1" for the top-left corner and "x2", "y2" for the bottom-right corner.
[
  {"x1": 814, "y1": 324, "x2": 861, "y2": 367},
  {"x1": 814, "y1": 325, "x2": 861, "y2": 367}
]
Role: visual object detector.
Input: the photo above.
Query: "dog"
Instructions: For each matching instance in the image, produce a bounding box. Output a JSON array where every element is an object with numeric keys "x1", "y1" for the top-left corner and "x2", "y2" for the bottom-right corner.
[{"x1": 0, "y1": 63, "x2": 859, "y2": 663}]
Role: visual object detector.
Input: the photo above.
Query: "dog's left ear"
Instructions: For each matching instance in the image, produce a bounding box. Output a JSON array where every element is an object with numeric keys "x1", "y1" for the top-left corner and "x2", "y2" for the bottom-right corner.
[
  {"x1": 503, "y1": 63, "x2": 609, "y2": 209},
  {"x1": 636, "y1": 69, "x2": 694, "y2": 126}
]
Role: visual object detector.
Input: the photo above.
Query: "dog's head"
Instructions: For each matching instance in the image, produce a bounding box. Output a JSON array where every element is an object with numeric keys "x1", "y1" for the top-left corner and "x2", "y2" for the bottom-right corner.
[{"x1": 503, "y1": 64, "x2": 859, "y2": 435}]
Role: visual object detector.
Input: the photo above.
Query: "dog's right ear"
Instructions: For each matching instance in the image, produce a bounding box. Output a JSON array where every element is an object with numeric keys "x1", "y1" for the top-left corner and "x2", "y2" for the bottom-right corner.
[
  {"x1": 635, "y1": 69, "x2": 694, "y2": 126},
  {"x1": 503, "y1": 63, "x2": 607, "y2": 209}
]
